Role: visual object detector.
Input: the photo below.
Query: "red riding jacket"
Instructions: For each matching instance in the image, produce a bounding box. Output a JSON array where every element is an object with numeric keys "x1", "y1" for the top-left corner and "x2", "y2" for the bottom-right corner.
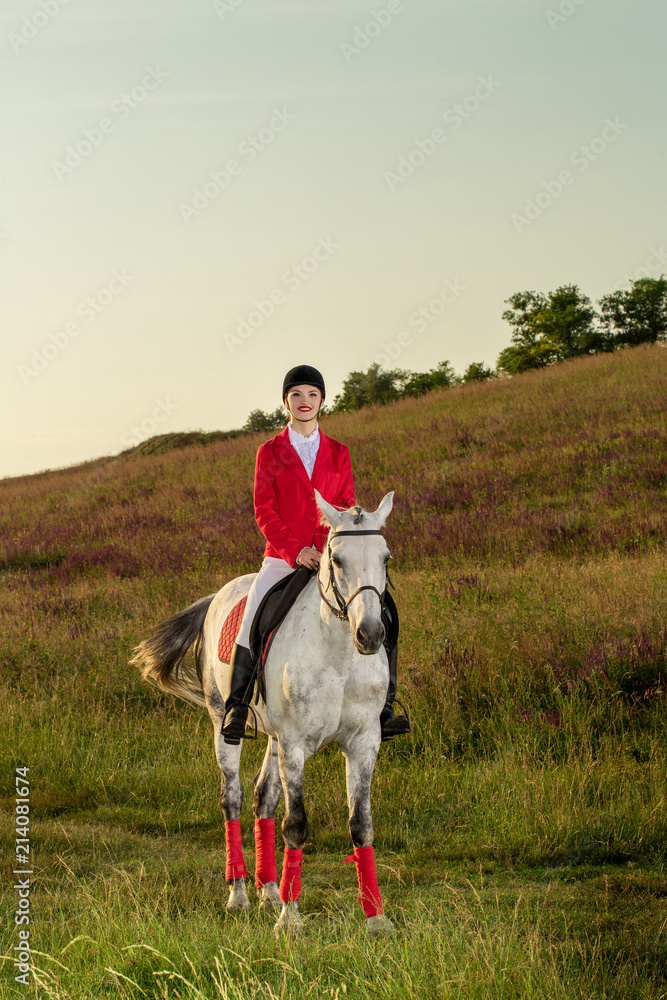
[{"x1": 254, "y1": 426, "x2": 355, "y2": 567}]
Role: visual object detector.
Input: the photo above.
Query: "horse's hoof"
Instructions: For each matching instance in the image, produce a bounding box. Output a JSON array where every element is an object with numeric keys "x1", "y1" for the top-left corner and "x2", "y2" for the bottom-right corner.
[
  {"x1": 274, "y1": 902, "x2": 303, "y2": 936},
  {"x1": 258, "y1": 881, "x2": 282, "y2": 912},
  {"x1": 226, "y1": 880, "x2": 251, "y2": 913},
  {"x1": 366, "y1": 914, "x2": 394, "y2": 936},
  {"x1": 226, "y1": 897, "x2": 251, "y2": 912}
]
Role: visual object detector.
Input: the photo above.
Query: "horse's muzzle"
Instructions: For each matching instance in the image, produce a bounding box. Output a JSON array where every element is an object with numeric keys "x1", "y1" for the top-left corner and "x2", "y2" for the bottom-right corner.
[{"x1": 354, "y1": 621, "x2": 385, "y2": 655}]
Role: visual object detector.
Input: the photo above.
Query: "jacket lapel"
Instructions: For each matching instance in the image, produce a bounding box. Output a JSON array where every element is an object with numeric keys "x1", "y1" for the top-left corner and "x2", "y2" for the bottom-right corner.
[{"x1": 311, "y1": 431, "x2": 332, "y2": 489}]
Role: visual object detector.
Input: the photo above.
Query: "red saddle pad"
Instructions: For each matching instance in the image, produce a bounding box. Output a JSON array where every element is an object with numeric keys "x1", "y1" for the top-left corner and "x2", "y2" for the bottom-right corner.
[{"x1": 218, "y1": 596, "x2": 248, "y2": 663}]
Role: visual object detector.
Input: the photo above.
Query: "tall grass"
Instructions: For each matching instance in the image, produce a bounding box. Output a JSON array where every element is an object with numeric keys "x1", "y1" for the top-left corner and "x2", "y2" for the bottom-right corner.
[{"x1": 1, "y1": 346, "x2": 666, "y2": 998}]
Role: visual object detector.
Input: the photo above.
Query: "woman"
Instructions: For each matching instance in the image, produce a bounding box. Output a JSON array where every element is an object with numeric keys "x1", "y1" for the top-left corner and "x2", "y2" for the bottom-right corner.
[{"x1": 221, "y1": 364, "x2": 410, "y2": 744}]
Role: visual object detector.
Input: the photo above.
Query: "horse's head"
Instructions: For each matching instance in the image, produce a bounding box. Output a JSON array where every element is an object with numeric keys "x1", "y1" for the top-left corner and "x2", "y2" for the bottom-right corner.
[{"x1": 314, "y1": 490, "x2": 394, "y2": 655}]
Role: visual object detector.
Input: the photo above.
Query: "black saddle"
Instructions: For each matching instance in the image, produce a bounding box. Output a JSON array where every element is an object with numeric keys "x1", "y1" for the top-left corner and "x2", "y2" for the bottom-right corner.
[
  {"x1": 248, "y1": 567, "x2": 398, "y2": 704},
  {"x1": 248, "y1": 566, "x2": 314, "y2": 684}
]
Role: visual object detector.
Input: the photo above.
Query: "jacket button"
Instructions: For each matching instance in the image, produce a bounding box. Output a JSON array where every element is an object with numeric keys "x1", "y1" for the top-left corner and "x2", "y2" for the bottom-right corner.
[{"x1": 310, "y1": 516, "x2": 315, "y2": 521}]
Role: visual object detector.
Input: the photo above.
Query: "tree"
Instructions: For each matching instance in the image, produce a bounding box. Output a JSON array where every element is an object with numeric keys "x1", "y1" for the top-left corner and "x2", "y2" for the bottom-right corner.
[
  {"x1": 497, "y1": 290, "x2": 558, "y2": 374},
  {"x1": 243, "y1": 407, "x2": 286, "y2": 432},
  {"x1": 402, "y1": 361, "x2": 459, "y2": 397},
  {"x1": 497, "y1": 285, "x2": 601, "y2": 375},
  {"x1": 330, "y1": 361, "x2": 461, "y2": 411},
  {"x1": 599, "y1": 276, "x2": 667, "y2": 348},
  {"x1": 462, "y1": 361, "x2": 495, "y2": 383},
  {"x1": 330, "y1": 364, "x2": 408, "y2": 412},
  {"x1": 537, "y1": 285, "x2": 601, "y2": 358}
]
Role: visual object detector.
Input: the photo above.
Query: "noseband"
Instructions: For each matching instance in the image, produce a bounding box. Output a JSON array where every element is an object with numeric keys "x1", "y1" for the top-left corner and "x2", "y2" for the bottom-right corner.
[{"x1": 316, "y1": 529, "x2": 394, "y2": 622}]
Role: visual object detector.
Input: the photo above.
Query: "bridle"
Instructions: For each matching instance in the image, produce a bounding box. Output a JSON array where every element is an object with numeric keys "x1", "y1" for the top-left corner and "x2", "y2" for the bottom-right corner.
[{"x1": 316, "y1": 529, "x2": 395, "y2": 623}]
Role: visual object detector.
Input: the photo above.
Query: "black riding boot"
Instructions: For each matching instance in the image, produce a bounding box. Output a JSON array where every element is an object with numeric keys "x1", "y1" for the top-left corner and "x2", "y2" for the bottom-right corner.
[
  {"x1": 380, "y1": 643, "x2": 411, "y2": 741},
  {"x1": 221, "y1": 643, "x2": 256, "y2": 745}
]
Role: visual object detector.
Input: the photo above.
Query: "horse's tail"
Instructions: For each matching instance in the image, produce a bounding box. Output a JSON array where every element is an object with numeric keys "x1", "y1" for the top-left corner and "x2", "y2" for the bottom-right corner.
[{"x1": 130, "y1": 593, "x2": 215, "y2": 709}]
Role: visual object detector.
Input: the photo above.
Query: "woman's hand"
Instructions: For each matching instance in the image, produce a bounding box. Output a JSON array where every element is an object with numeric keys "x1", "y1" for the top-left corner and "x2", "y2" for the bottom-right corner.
[{"x1": 297, "y1": 546, "x2": 321, "y2": 569}]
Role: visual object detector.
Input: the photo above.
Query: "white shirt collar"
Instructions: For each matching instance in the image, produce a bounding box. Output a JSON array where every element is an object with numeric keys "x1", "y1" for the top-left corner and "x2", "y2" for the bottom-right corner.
[
  {"x1": 288, "y1": 423, "x2": 320, "y2": 478},
  {"x1": 288, "y1": 423, "x2": 320, "y2": 449}
]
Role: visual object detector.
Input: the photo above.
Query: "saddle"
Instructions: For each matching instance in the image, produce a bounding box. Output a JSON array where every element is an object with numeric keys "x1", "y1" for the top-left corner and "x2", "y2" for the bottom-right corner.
[
  {"x1": 249, "y1": 567, "x2": 316, "y2": 700},
  {"x1": 217, "y1": 567, "x2": 399, "y2": 705},
  {"x1": 217, "y1": 568, "x2": 314, "y2": 686}
]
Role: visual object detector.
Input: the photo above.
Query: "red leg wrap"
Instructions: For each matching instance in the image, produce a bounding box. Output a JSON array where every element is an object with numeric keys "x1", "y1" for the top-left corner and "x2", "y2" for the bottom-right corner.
[
  {"x1": 279, "y1": 847, "x2": 303, "y2": 903},
  {"x1": 254, "y1": 818, "x2": 278, "y2": 889},
  {"x1": 345, "y1": 846, "x2": 383, "y2": 918},
  {"x1": 224, "y1": 820, "x2": 247, "y2": 880}
]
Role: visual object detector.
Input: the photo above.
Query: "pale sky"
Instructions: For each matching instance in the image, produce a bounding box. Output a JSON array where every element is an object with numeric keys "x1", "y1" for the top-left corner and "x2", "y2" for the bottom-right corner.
[{"x1": 2, "y1": 0, "x2": 665, "y2": 477}]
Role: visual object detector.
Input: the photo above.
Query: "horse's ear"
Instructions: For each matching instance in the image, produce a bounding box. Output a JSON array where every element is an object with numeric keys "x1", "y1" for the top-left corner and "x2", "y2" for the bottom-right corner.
[
  {"x1": 314, "y1": 490, "x2": 344, "y2": 529},
  {"x1": 372, "y1": 491, "x2": 394, "y2": 528}
]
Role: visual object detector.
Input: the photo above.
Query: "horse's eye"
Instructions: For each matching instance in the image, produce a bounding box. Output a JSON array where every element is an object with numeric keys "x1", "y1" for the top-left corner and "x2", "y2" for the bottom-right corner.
[{"x1": 332, "y1": 556, "x2": 341, "y2": 568}]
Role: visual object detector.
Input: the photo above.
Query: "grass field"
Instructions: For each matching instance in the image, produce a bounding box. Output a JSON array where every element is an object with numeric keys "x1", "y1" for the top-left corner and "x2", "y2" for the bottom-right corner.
[{"x1": 1, "y1": 345, "x2": 666, "y2": 998}]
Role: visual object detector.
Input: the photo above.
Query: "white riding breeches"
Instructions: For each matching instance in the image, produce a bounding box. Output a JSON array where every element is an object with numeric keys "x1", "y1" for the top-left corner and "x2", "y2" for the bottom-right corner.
[{"x1": 235, "y1": 556, "x2": 297, "y2": 648}]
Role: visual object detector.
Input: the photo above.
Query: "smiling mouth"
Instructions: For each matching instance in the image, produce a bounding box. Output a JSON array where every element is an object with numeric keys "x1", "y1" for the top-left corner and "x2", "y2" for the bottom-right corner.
[{"x1": 298, "y1": 406, "x2": 311, "y2": 412}]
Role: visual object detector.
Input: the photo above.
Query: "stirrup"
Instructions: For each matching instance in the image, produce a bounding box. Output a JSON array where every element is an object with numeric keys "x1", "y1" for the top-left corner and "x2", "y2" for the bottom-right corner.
[
  {"x1": 221, "y1": 703, "x2": 259, "y2": 745},
  {"x1": 380, "y1": 698, "x2": 411, "y2": 742}
]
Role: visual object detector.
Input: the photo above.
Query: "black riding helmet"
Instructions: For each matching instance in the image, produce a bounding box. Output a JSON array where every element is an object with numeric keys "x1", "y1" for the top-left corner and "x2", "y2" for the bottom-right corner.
[{"x1": 282, "y1": 365, "x2": 326, "y2": 402}]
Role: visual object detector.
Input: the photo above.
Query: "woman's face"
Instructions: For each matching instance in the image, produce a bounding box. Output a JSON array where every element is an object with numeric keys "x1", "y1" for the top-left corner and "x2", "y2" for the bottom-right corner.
[{"x1": 285, "y1": 384, "x2": 322, "y2": 421}]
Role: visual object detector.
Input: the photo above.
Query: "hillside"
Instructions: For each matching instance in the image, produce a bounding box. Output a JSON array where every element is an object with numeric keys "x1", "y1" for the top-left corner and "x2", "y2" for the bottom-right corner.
[
  {"x1": 1, "y1": 344, "x2": 666, "y2": 579},
  {"x1": 1, "y1": 344, "x2": 666, "y2": 999}
]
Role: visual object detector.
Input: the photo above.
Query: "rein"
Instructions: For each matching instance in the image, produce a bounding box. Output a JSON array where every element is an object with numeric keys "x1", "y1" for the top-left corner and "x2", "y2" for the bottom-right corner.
[{"x1": 316, "y1": 529, "x2": 395, "y2": 622}]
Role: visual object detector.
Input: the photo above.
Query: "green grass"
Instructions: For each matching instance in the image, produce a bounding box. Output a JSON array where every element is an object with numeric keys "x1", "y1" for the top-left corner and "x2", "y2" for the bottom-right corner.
[
  {"x1": 2, "y1": 702, "x2": 666, "y2": 999},
  {"x1": 1, "y1": 347, "x2": 666, "y2": 998}
]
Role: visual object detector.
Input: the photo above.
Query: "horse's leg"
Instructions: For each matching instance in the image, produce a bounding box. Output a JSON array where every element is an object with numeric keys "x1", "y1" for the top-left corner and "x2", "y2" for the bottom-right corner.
[
  {"x1": 216, "y1": 734, "x2": 252, "y2": 912},
  {"x1": 342, "y1": 736, "x2": 394, "y2": 936},
  {"x1": 253, "y1": 737, "x2": 282, "y2": 911},
  {"x1": 274, "y1": 743, "x2": 307, "y2": 935},
  {"x1": 204, "y1": 672, "x2": 250, "y2": 912}
]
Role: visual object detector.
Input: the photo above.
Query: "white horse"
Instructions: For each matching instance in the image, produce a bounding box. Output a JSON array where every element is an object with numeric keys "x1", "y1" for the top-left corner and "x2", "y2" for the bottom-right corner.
[{"x1": 132, "y1": 491, "x2": 396, "y2": 935}]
